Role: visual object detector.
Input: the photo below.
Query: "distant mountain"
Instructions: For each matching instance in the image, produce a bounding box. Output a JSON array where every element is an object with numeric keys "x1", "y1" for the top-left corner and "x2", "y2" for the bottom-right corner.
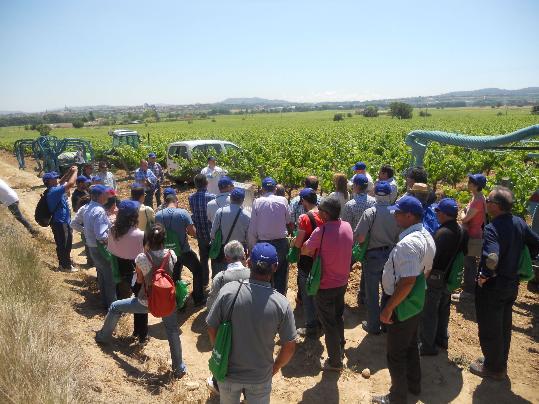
[
  {"x1": 220, "y1": 97, "x2": 290, "y2": 106},
  {"x1": 438, "y1": 87, "x2": 539, "y2": 98}
]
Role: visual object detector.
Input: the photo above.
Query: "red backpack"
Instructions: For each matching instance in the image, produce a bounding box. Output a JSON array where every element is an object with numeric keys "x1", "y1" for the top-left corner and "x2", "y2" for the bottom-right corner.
[{"x1": 144, "y1": 251, "x2": 176, "y2": 318}]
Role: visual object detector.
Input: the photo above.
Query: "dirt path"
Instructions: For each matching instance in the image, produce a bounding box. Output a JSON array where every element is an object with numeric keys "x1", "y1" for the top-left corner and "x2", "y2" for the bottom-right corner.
[{"x1": 1, "y1": 151, "x2": 538, "y2": 404}]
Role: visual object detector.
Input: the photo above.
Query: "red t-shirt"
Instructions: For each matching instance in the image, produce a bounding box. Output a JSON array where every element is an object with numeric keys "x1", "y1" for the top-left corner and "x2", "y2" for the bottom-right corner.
[
  {"x1": 298, "y1": 211, "x2": 324, "y2": 241},
  {"x1": 466, "y1": 197, "x2": 486, "y2": 239}
]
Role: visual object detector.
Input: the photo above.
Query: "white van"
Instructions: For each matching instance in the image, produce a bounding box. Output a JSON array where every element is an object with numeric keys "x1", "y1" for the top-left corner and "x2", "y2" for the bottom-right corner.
[{"x1": 166, "y1": 139, "x2": 240, "y2": 171}]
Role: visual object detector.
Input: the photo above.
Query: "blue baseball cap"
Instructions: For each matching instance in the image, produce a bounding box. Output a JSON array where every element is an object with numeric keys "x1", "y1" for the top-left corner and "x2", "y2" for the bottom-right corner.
[
  {"x1": 90, "y1": 184, "x2": 109, "y2": 195},
  {"x1": 432, "y1": 198, "x2": 459, "y2": 217},
  {"x1": 207, "y1": 156, "x2": 216, "y2": 161},
  {"x1": 467, "y1": 173, "x2": 487, "y2": 189},
  {"x1": 353, "y1": 162, "x2": 367, "y2": 171},
  {"x1": 353, "y1": 174, "x2": 369, "y2": 186},
  {"x1": 250, "y1": 242, "x2": 278, "y2": 265},
  {"x1": 42, "y1": 171, "x2": 60, "y2": 184},
  {"x1": 262, "y1": 177, "x2": 277, "y2": 189},
  {"x1": 375, "y1": 181, "x2": 392, "y2": 196},
  {"x1": 76, "y1": 175, "x2": 91, "y2": 184},
  {"x1": 147, "y1": 152, "x2": 157, "y2": 158},
  {"x1": 299, "y1": 187, "x2": 317, "y2": 204},
  {"x1": 230, "y1": 187, "x2": 245, "y2": 200},
  {"x1": 218, "y1": 176, "x2": 234, "y2": 188},
  {"x1": 388, "y1": 195, "x2": 424, "y2": 217},
  {"x1": 163, "y1": 187, "x2": 176, "y2": 197},
  {"x1": 91, "y1": 176, "x2": 103, "y2": 183},
  {"x1": 118, "y1": 200, "x2": 140, "y2": 214}
]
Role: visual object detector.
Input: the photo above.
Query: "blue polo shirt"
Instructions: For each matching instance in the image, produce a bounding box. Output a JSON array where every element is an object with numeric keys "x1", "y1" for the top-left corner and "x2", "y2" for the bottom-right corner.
[
  {"x1": 46, "y1": 185, "x2": 71, "y2": 224},
  {"x1": 480, "y1": 213, "x2": 539, "y2": 289}
]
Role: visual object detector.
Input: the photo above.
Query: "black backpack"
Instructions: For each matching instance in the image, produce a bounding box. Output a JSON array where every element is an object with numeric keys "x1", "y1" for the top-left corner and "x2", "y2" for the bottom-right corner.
[{"x1": 35, "y1": 189, "x2": 61, "y2": 227}]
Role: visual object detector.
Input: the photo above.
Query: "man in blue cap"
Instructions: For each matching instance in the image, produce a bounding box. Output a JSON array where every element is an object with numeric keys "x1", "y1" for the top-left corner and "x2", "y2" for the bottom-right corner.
[
  {"x1": 201, "y1": 156, "x2": 228, "y2": 195},
  {"x1": 43, "y1": 166, "x2": 79, "y2": 272},
  {"x1": 248, "y1": 177, "x2": 292, "y2": 296},
  {"x1": 134, "y1": 159, "x2": 158, "y2": 208},
  {"x1": 373, "y1": 195, "x2": 436, "y2": 404},
  {"x1": 206, "y1": 175, "x2": 234, "y2": 224},
  {"x1": 419, "y1": 198, "x2": 467, "y2": 356},
  {"x1": 206, "y1": 242, "x2": 296, "y2": 403},
  {"x1": 72, "y1": 175, "x2": 91, "y2": 212},
  {"x1": 84, "y1": 184, "x2": 115, "y2": 308},
  {"x1": 355, "y1": 181, "x2": 400, "y2": 335},
  {"x1": 210, "y1": 187, "x2": 250, "y2": 276},
  {"x1": 343, "y1": 173, "x2": 375, "y2": 305},
  {"x1": 350, "y1": 161, "x2": 374, "y2": 195},
  {"x1": 147, "y1": 152, "x2": 164, "y2": 207}
]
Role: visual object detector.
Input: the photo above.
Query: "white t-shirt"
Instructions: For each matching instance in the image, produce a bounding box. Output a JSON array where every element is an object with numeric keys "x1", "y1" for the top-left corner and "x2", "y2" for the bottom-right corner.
[
  {"x1": 200, "y1": 166, "x2": 227, "y2": 195},
  {"x1": 134, "y1": 249, "x2": 177, "y2": 306},
  {"x1": 0, "y1": 179, "x2": 19, "y2": 206}
]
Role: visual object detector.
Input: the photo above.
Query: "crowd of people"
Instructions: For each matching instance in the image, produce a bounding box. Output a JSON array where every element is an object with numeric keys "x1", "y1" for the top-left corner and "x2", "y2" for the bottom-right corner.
[{"x1": 1, "y1": 154, "x2": 538, "y2": 404}]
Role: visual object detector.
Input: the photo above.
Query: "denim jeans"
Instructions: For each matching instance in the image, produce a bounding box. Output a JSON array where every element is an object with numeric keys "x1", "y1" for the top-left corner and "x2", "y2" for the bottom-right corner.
[
  {"x1": 297, "y1": 264, "x2": 317, "y2": 329},
  {"x1": 219, "y1": 378, "x2": 271, "y2": 404},
  {"x1": 363, "y1": 248, "x2": 391, "y2": 333},
  {"x1": 260, "y1": 238, "x2": 288, "y2": 296},
  {"x1": 89, "y1": 246, "x2": 117, "y2": 309},
  {"x1": 96, "y1": 297, "x2": 186, "y2": 374},
  {"x1": 197, "y1": 237, "x2": 212, "y2": 286},
  {"x1": 51, "y1": 222, "x2": 73, "y2": 268},
  {"x1": 419, "y1": 286, "x2": 450, "y2": 353}
]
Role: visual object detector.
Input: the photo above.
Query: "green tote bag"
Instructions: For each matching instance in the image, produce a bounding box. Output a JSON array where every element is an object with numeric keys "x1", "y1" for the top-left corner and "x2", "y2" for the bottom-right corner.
[
  {"x1": 209, "y1": 281, "x2": 244, "y2": 381},
  {"x1": 395, "y1": 272, "x2": 426, "y2": 322},
  {"x1": 306, "y1": 226, "x2": 326, "y2": 296}
]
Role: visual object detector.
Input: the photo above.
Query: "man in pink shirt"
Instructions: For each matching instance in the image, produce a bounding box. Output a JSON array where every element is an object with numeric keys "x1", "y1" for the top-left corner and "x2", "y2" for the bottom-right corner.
[
  {"x1": 304, "y1": 195, "x2": 353, "y2": 371},
  {"x1": 248, "y1": 177, "x2": 292, "y2": 296}
]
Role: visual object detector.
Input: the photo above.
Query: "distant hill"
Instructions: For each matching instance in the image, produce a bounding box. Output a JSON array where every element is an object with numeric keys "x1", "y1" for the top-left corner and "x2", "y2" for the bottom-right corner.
[
  {"x1": 220, "y1": 97, "x2": 290, "y2": 106},
  {"x1": 439, "y1": 87, "x2": 539, "y2": 98}
]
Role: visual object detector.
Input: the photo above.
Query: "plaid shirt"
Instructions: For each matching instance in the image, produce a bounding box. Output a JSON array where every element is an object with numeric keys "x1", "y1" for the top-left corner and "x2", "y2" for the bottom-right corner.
[
  {"x1": 188, "y1": 189, "x2": 216, "y2": 241},
  {"x1": 342, "y1": 193, "x2": 376, "y2": 232},
  {"x1": 148, "y1": 162, "x2": 165, "y2": 183}
]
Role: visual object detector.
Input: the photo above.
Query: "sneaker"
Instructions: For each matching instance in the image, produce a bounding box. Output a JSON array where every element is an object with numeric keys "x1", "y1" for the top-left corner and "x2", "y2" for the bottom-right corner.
[
  {"x1": 172, "y1": 370, "x2": 186, "y2": 380},
  {"x1": 62, "y1": 265, "x2": 79, "y2": 273},
  {"x1": 469, "y1": 360, "x2": 506, "y2": 380},
  {"x1": 451, "y1": 291, "x2": 473, "y2": 303},
  {"x1": 320, "y1": 358, "x2": 343, "y2": 372},
  {"x1": 206, "y1": 376, "x2": 220, "y2": 395}
]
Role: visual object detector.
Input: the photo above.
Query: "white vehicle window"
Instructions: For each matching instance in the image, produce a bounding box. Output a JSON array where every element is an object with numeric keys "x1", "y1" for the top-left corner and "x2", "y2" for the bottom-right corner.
[{"x1": 224, "y1": 144, "x2": 239, "y2": 152}]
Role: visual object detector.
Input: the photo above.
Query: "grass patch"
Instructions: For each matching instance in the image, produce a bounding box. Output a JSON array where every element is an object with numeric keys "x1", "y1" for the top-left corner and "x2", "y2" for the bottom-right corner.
[{"x1": 0, "y1": 207, "x2": 90, "y2": 403}]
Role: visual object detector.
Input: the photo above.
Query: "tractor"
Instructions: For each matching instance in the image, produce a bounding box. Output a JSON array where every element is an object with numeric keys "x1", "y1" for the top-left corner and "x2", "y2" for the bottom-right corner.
[
  {"x1": 108, "y1": 129, "x2": 141, "y2": 149},
  {"x1": 14, "y1": 135, "x2": 94, "y2": 176}
]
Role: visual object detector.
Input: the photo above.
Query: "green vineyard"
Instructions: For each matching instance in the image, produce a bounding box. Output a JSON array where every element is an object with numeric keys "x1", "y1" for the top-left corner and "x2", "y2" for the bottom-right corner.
[{"x1": 1, "y1": 107, "x2": 538, "y2": 215}]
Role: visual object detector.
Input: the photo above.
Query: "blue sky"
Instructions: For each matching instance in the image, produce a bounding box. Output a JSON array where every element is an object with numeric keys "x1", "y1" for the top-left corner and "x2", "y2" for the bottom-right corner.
[{"x1": 1, "y1": 0, "x2": 537, "y2": 112}]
